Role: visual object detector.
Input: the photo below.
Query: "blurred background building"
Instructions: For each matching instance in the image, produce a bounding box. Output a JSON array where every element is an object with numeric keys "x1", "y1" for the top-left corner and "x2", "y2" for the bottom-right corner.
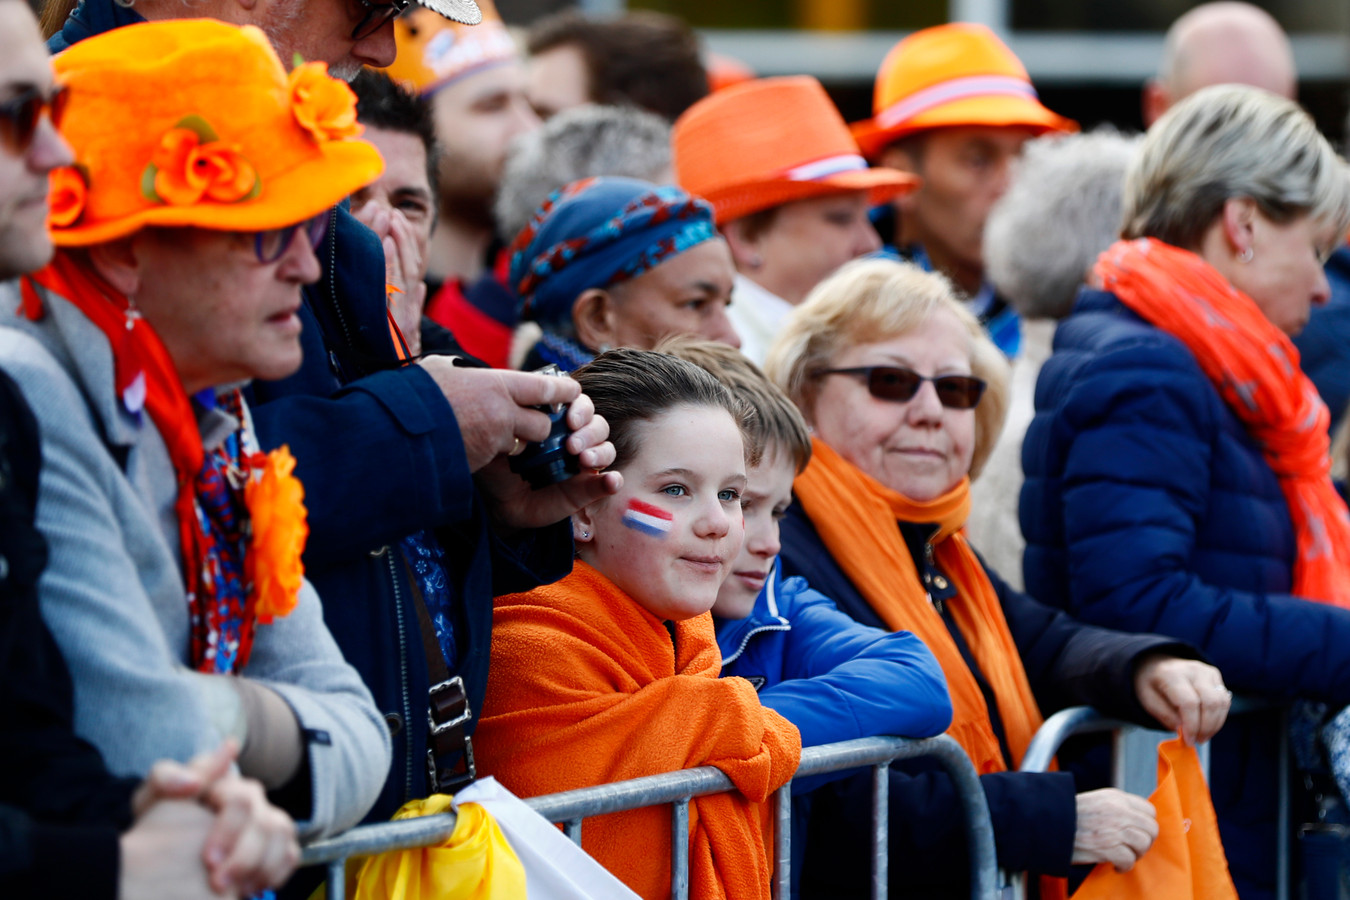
[{"x1": 497, "y1": 0, "x2": 1350, "y2": 142}]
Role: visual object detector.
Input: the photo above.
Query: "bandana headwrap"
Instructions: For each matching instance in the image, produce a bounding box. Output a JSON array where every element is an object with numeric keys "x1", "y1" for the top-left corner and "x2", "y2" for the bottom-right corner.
[{"x1": 507, "y1": 177, "x2": 719, "y2": 368}]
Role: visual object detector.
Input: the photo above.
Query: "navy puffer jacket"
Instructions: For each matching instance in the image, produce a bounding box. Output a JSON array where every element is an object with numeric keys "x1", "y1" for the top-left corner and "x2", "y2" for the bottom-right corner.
[{"x1": 1021, "y1": 288, "x2": 1350, "y2": 899}]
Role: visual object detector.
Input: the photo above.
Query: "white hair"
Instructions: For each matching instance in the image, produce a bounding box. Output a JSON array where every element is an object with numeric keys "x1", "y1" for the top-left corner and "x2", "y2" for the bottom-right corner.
[
  {"x1": 494, "y1": 104, "x2": 672, "y2": 243},
  {"x1": 984, "y1": 127, "x2": 1141, "y2": 321}
]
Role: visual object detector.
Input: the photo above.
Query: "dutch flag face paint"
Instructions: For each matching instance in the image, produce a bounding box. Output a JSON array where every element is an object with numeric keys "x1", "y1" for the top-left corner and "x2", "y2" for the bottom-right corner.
[{"x1": 622, "y1": 499, "x2": 674, "y2": 538}]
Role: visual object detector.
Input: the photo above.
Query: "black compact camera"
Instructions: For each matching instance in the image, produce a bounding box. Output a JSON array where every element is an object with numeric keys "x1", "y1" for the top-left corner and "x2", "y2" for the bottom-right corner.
[{"x1": 509, "y1": 364, "x2": 581, "y2": 490}]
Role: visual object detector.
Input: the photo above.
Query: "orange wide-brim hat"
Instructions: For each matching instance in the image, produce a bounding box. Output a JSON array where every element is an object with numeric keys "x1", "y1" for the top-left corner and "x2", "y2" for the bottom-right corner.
[
  {"x1": 851, "y1": 23, "x2": 1077, "y2": 159},
  {"x1": 381, "y1": 2, "x2": 518, "y2": 96},
  {"x1": 48, "y1": 19, "x2": 385, "y2": 245},
  {"x1": 672, "y1": 75, "x2": 918, "y2": 225}
]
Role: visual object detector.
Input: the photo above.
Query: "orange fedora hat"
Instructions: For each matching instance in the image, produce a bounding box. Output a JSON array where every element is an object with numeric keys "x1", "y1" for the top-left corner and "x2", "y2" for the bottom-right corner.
[
  {"x1": 48, "y1": 19, "x2": 384, "y2": 245},
  {"x1": 381, "y1": 1, "x2": 518, "y2": 96},
  {"x1": 851, "y1": 23, "x2": 1077, "y2": 159},
  {"x1": 672, "y1": 75, "x2": 918, "y2": 225}
]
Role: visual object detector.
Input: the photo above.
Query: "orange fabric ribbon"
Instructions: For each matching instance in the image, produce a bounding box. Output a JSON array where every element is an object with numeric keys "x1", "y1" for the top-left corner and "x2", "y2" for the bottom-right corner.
[
  {"x1": 475, "y1": 561, "x2": 801, "y2": 900},
  {"x1": 1073, "y1": 738, "x2": 1239, "y2": 900},
  {"x1": 793, "y1": 438, "x2": 1044, "y2": 774},
  {"x1": 1096, "y1": 238, "x2": 1350, "y2": 607}
]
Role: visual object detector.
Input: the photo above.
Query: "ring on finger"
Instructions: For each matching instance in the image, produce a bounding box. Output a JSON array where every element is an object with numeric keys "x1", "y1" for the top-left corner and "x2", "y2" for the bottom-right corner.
[{"x1": 510, "y1": 436, "x2": 522, "y2": 456}]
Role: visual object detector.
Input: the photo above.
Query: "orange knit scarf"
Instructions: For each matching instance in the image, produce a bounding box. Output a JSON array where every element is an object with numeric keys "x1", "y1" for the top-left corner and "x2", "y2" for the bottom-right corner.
[
  {"x1": 793, "y1": 438, "x2": 1044, "y2": 774},
  {"x1": 1096, "y1": 238, "x2": 1350, "y2": 607}
]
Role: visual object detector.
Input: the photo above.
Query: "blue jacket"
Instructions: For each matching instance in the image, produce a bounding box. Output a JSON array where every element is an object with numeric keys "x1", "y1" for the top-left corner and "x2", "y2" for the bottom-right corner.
[
  {"x1": 1293, "y1": 246, "x2": 1350, "y2": 433},
  {"x1": 51, "y1": 2, "x2": 573, "y2": 828},
  {"x1": 780, "y1": 501, "x2": 1187, "y2": 898},
  {"x1": 715, "y1": 561, "x2": 951, "y2": 899},
  {"x1": 1022, "y1": 288, "x2": 1350, "y2": 899}
]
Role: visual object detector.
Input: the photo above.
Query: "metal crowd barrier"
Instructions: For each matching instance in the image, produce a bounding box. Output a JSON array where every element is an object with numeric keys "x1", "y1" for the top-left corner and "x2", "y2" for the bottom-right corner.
[
  {"x1": 300, "y1": 734, "x2": 999, "y2": 900},
  {"x1": 1008, "y1": 696, "x2": 1288, "y2": 900}
]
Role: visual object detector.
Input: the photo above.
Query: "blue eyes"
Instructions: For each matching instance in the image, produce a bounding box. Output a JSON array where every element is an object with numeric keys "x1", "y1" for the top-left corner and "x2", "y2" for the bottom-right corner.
[
  {"x1": 660, "y1": 485, "x2": 742, "y2": 503},
  {"x1": 718, "y1": 489, "x2": 741, "y2": 503}
]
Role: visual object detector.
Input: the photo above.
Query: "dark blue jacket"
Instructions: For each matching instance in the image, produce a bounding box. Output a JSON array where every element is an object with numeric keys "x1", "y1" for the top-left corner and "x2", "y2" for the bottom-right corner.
[
  {"x1": 51, "y1": 2, "x2": 573, "y2": 828},
  {"x1": 1294, "y1": 246, "x2": 1350, "y2": 433},
  {"x1": 1021, "y1": 288, "x2": 1350, "y2": 899},
  {"x1": 715, "y1": 560, "x2": 951, "y2": 899},
  {"x1": 780, "y1": 502, "x2": 1186, "y2": 898}
]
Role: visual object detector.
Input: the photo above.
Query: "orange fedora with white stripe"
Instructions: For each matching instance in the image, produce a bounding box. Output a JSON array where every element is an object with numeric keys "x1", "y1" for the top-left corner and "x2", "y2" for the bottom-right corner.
[
  {"x1": 851, "y1": 23, "x2": 1076, "y2": 159},
  {"x1": 672, "y1": 75, "x2": 917, "y2": 225}
]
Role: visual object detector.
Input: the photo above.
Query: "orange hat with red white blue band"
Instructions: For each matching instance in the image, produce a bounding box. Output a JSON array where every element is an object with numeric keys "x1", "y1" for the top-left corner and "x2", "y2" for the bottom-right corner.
[
  {"x1": 851, "y1": 23, "x2": 1077, "y2": 159},
  {"x1": 381, "y1": 0, "x2": 517, "y2": 96},
  {"x1": 46, "y1": 19, "x2": 384, "y2": 245}
]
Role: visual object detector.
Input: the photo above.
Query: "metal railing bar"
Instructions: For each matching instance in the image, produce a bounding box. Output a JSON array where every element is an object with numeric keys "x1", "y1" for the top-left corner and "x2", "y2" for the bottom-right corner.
[
  {"x1": 302, "y1": 810, "x2": 460, "y2": 866},
  {"x1": 524, "y1": 766, "x2": 734, "y2": 823},
  {"x1": 564, "y1": 818, "x2": 583, "y2": 845},
  {"x1": 872, "y1": 763, "x2": 889, "y2": 900},
  {"x1": 327, "y1": 859, "x2": 346, "y2": 900},
  {"x1": 773, "y1": 784, "x2": 791, "y2": 900},
  {"x1": 671, "y1": 799, "x2": 690, "y2": 900}
]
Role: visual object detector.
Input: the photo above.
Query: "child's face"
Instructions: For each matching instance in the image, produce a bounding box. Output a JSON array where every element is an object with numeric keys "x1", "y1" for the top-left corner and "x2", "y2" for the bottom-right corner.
[
  {"x1": 576, "y1": 403, "x2": 748, "y2": 621},
  {"x1": 712, "y1": 447, "x2": 797, "y2": 620}
]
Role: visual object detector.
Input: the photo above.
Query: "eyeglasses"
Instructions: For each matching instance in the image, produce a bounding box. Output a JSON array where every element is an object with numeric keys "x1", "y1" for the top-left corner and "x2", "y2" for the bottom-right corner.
[
  {"x1": 0, "y1": 84, "x2": 69, "y2": 155},
  {"x1": 812, "y1": 365, "x2": 987, "y2": 410},
  {"x1": 254, "y1": 213, "x2": 330, "y2": 264},
  {"x1": 351, "y1": 0, "x2": 410, "y2": 40}
]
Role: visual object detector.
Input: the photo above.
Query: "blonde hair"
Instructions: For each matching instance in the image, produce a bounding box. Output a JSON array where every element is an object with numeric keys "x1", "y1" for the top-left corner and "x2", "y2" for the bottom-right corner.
[
  {"x1": 657, "y1": 335, "x2": 813, "y2": 473},
  {"x1": 764, "y1": 258, "x2": 1010, "y2": 479},
  {"x1": 1123, "y1": 84, "x2": 1350, "y2": 250}
]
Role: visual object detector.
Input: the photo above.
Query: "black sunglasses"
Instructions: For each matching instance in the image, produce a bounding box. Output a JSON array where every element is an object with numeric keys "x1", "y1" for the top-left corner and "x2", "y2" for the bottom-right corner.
[
  {"x1": 0, "y1": 84, "x2": 69, "y2": 155},
  {"x1": 351, "y1": 0, "x2": 411, "y2": 40},
  {"x1": 813, "y1": 365, "x2": 987, "y2": 410},
  {"x1": 253, "y1": 212, "x2": 330, "y2": 264}
]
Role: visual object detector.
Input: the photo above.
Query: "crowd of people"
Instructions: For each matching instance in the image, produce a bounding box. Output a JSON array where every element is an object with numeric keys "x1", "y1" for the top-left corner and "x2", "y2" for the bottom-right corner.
[{"x1": 2, "y1": 0, "x2": 1349, "y2": 898}]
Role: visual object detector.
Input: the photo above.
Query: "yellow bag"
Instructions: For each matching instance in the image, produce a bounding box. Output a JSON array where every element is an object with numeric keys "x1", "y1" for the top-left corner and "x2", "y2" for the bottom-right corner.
[
  {"x1": 352, "y1": 794, "x2": 527, "y2": 900},
  {"x1": 1072, "y1": 738, "x2": 1239, "y2": 900}
]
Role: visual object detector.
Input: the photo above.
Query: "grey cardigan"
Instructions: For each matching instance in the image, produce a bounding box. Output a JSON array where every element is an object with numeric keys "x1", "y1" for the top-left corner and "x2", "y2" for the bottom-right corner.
[{"x1": 0, "y1": 281, "x2": 391, "y2": 838}]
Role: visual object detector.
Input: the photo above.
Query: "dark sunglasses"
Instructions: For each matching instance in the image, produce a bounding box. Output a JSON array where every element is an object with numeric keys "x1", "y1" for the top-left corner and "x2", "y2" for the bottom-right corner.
[
  {"x1": 0, "y1": 84, "x2": 69, "y2": 155},
  {"x1": 813, "y1": 365, "x2": 987, "y2": 410},
  {"x1": 254, "y1": 212, "x2": 330, "y2": 264},
  {"x1": 351, "y1": 0, "x2": 411, "y2": 40}
]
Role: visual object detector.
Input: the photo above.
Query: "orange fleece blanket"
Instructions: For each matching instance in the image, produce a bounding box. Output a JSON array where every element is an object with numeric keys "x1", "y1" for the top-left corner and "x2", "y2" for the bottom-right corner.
[{"x1": 475, "y1": 561, "x2": 801, "y2": 900}]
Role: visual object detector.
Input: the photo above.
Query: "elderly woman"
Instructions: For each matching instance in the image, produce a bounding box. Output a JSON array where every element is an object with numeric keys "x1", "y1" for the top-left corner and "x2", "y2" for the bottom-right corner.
[
  {"x1": 966, "y1": 127, "x2": 1140, "y2": 587},
  {"x1": 509, "y1": 176, "x2": 739, "y2": 371},
  {"x1": 0, "y1": 20, "x2": 390, "y2": 838},
  {"x1": 673, "y1": 76, "x2": 915, "y2": 365},
  {"x1": 1022, "y1": 85, "x2": 1350, "y2": 898},
  {"x1": 764, "y1": 258, "x2": 1232, "y2": 898}
]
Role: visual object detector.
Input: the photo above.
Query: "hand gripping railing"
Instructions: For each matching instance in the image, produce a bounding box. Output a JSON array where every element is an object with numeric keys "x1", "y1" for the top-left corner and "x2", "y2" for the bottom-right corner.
[
  {"x1": 300, "y1": 734, "x2": 999, "y2": 900},
  {"x1": 1009, "y1": 696, "x2": 1287, "y2": 900}
]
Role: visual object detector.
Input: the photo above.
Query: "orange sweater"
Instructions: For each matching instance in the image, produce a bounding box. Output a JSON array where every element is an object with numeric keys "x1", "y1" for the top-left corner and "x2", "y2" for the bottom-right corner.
[{"x1": 475, "y1": 561, "x2": 801, "y2": 900}]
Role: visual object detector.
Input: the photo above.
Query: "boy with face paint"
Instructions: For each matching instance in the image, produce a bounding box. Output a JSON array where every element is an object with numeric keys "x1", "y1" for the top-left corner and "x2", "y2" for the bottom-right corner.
[{"x1": 660, "y1": 337, "x2": 952, "y2": 897}]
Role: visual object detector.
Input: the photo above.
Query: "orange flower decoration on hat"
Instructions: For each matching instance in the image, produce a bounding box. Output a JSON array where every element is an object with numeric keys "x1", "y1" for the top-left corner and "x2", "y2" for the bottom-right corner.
[
  {"x1": 289, "y1": 61, "x2": 363, "y2": 143},
  {"x1": 673, "y1": 75, "x2": 917, "y2": 225},
  {"x1": 851, "y1": 23, "x2": 1077, "y2": 159},
  {"x1": 48, "y1": 165, "x2": 88, "y2": 228},
  {"x1": 48, "y1": 19, "x2": 383, "y2": 245},
  {"x1": 244, "y1": 445, "x2": 308, "y2": 624},
  {"x1": 145, "y1": 120, "x2": 259, "y2": 206}
]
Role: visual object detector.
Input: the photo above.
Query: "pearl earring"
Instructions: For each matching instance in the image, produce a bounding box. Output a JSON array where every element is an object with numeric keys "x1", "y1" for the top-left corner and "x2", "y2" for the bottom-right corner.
[{"x1": 1239, "y1": 247, "x2": 1254, "y2": 263}]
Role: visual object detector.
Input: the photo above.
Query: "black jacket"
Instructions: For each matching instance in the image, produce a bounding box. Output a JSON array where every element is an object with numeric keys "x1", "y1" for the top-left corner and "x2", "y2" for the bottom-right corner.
[
  {"x1": 0, "y1": 371, "x2": 138, "y2": 900},
  {"x1": 780, "y1": 504, "x2": 1192, "y2": 898}
]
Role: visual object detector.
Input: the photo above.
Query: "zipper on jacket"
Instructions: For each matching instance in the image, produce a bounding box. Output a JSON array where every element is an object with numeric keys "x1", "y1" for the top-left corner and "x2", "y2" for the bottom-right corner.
[
  {"x1": 722, "y1": 620, "x2": 791, "y2": 667},
  {"x1": 324, "y1": 207, "x2": 358, "y2": 355},
  {"x1": 385, "y1": 550, "x2": 414, "y2": 802}
]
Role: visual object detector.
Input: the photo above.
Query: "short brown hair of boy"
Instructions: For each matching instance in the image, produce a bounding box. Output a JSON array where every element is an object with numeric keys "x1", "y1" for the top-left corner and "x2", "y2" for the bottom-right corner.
[
  {"x1": 572, "y1": 347, "x2": 760, "y2": 472},
  {"x1": 657, "y1": 336, "x2": 813, "y2": 474}
]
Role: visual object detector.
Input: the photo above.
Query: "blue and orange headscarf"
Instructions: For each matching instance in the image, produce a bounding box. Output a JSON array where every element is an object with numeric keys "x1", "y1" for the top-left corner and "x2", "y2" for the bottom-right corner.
[{"x1": 507, "y1": 177, "x2": 719, "y2": 369}]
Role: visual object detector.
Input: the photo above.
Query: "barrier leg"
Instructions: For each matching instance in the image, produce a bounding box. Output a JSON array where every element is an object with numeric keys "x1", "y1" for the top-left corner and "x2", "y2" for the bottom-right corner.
[
  {"x1": 564, "y1": 818, "x2": 583, "y2": 845},
  {"x1": 873, "y1": 763, "x2": 889, "y2": 900},
  {"x1": 672, "y1": 798, "x2": 690, "y2": 900},
  {"x1": 774, "y1": 784, "x2": 791, "y2": 900},
  {"x1": 327, "y1": 859, "x2": 346, "y2": 900}
]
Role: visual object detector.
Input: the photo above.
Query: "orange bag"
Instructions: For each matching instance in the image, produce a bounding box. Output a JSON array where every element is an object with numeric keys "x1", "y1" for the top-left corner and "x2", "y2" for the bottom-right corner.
[{"x1": 1073, "y1": 738, "x2": 1238, "y2": 900}]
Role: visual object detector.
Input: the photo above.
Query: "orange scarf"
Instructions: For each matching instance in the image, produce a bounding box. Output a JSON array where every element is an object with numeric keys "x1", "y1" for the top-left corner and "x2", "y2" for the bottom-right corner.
[
  {"x1": 1096, "y1": 238, "x2": 1350, "y2": 606},
  {"x1": 475, "y1": 561, "x2": 800, "y2": 900},
  {"x1": 793, "y1": 439, "x2": 1044, "y2": 774}
]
